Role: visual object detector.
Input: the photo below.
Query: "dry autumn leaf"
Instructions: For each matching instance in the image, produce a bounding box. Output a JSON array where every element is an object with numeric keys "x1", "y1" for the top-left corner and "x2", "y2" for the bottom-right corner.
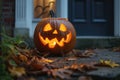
[
  {"x1": 112, "y1": 47, "x2": 120, "y2": 52},
  {"x1": 65, "y1": 57, "x2": 77, "y2": 61},
  {"x1": 73, "y1": 49, "x2": 96, "y2": 58},
  {"x1": 82, "y1": 49, "x2": 96, "y2": 57},
  {"x1": 28, "y1": 57, "x2": 54, "y2": 70},
  {"x1": 69, "y1": 63, "x2": 97, "y2": 72},
  {"x1": 70, "y1": 64, "x2": 79, "y2": 70},
  {"x1": 79, "y1": 63, "x2": 97, "y2": 71},
  {"x1": 95, "y1": 60, "x2": 120, "y2": 68},
  {"x1": 29, "y1": 56, "x2": 45, "y2": 70},
  {"x1": 18, "y1": 54, "x2": 28, "y2": 62},
  {"x1": 8, "y1": 67, "x2": 26, "y2": 77},
  {"x1": 40, "y1": 57, "x2": 54, "y2": 63},
  {"x1": 30, "y1": 62, "x2": 44, "y2": 70},
  {"x1": 78, "y1": 76, "x2": 93, "y2": 80},
  {"x1": 51, "y1": 68, "x2": 72, "y2": 79}
]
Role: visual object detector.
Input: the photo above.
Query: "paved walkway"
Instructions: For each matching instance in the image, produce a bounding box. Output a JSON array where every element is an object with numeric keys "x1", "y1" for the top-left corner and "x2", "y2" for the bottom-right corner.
[
  {"x1": 85, "y1": 49, "x2": 120, "y2": 79},
  {"x1": 51, "y1": 49, "x2": 120, "y2": 80}
]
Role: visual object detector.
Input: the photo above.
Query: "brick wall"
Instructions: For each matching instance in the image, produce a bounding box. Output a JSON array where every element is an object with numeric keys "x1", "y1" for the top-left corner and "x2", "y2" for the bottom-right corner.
[{"x1": 1, "y1": 0, "x2": 15, "y2": 36}]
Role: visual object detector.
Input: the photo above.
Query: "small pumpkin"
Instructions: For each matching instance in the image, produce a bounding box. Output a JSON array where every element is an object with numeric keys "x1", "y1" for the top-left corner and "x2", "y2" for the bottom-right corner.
[{"x1": 34, "y1": 18, "x2": 76, "y2": 55}]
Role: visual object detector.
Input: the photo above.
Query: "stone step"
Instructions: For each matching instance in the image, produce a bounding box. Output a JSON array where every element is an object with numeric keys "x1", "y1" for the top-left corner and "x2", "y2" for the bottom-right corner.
[
  {"x1": 22, "y1": 35, "x2": 120, "y2": 49},
  {"x1": 75, "y1": 37, "x2": 120, "y2": 49}
]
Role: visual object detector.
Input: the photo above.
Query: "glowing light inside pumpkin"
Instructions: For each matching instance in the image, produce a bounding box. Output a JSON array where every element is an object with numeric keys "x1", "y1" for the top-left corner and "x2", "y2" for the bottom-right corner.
[
  {"x1": 39, "y1": 32, "x2": 72, "y2": 48},
  {"x1": 59, "y1": 24, "x2": 67, "y2": 32},
  {"x1": 43, "y1": 23, "x2": 52, "y2": 31},
  {"x1": 53, "y1": 30, "x2": 58, "y2": 34}
]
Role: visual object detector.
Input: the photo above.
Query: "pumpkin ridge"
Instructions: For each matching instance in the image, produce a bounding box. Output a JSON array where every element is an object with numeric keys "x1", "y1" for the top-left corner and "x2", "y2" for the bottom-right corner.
[{"x1": 34, "y1": 18, "x2": 76, "y2": 54}]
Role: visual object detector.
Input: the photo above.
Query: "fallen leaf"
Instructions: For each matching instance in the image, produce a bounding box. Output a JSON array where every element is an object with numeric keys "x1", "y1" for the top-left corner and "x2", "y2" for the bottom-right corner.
[
  {"x1": 29, "y1": 56, "x2": 44, "y2": 70},
  {"x1": 79, "y1": 63, "x2": 97, "y2": 71},
  {"x1": 12, "y1": 55, "x2": 21, "y2": 65},
  {"x1": 18, "y1": 54, "x2": 28, "y2": 62},
  {"x1": 95, "y1": 60, "x2": 120, "y2": 68},
  {"x1": 65, "y1": 57, "x2": 77, "y2": 61},
  {"x1": 82, "y1": 49, "x2": 96, "y2": 57},
  {"x1": 73, "y1": 49, "x2": 96, "y2": 58},
  {"x1": 70, "y1": 64, "x2": 79, "y2": 70},
  {"x1": 28, "y1": 57, "x2": 54, "y2": 70},
  {"x1": 30, "y1": 62, "x2": 44, "y2": 70},
  {"x1": 8, "y1": 67, "x2": 26, "y2": 77},
  {"x1": 72, "y1": 50, "x2": 85, "y2": 57},
  {"x1": 40, "y1": 57, "x2": 54, "y2": 63},
  {"x1": 51, "y1": 68, "x2": 72, "y2": 79},
  {"x1": 78, "y1": 76, "x2": 93, "y2": 80},
  {"x1": 112, "y1": 47, "x2": 120, "y2": 52},
  {"x1": 70, "y1": 63, "x2": 97, "y2": 72}
]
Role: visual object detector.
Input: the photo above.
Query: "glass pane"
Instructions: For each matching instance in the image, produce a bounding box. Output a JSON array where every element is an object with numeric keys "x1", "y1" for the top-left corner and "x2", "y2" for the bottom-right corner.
[{"x1": 34, "y1": 0, "x2": 56, "y2": 18}]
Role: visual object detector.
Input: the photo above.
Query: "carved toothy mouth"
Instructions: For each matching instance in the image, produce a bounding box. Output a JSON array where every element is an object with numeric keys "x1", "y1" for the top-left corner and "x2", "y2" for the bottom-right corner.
[{"x1": 39, "y1": 32, "x2": 72, "y2": 48}]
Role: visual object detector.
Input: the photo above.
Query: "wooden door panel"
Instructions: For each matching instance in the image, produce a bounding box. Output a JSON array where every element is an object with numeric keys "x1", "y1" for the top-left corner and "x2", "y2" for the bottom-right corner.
[
  {"x1": 72, "y1": 0, "x2": 87, "y2": 22},
  {"x1": 92, "y1": 0, "x2": 107, "y2": 23},
  {"x1": 69, "y1": 0, "x2": 114, "y2": 36}
]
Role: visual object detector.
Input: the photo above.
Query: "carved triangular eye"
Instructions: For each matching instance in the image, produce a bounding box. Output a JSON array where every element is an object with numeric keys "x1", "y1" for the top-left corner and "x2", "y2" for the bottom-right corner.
[
  {"x1": 59, "y1": 24, "x2": 67, "y2": 32},
  {"x1": 43, "y1": 23, "x2": 52, "y2": 31}
]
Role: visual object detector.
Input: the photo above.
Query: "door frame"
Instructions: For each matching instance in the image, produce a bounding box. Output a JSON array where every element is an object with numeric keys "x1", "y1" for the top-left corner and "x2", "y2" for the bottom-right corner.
[{"x1": 56, "y1": 0, "x2": 120, "y2": 37}]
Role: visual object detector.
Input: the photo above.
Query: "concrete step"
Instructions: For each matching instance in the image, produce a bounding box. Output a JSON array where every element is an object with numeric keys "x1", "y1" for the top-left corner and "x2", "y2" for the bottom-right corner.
[
  {"x1": 75, "y1": 37, "x2": 120, "y2": 49},
  {"x1": 24, "y1": 36, "x2": 120, "y2": 49}
]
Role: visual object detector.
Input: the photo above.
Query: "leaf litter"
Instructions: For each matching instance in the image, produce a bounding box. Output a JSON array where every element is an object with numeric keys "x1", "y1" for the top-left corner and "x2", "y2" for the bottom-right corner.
[{"x1": 5, "y1": 47, "x2": 120, "y2": 80}]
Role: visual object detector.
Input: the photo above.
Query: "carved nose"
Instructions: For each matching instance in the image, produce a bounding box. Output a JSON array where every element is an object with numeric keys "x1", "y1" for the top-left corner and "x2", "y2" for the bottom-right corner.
[{"x1": 53, "y1": 30, "x2": 58, "y2": 34}]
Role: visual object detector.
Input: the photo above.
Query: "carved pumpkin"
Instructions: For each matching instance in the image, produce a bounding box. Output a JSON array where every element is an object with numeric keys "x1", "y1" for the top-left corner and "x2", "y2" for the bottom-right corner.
[{"x1": 34, "y1": 18, "x2": 76, "y2": 55}]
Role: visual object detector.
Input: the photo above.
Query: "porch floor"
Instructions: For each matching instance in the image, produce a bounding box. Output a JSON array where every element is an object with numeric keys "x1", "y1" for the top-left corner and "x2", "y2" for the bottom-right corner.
[{"x1": 19, "y1": 48, "x2": 120, "y2": 80}]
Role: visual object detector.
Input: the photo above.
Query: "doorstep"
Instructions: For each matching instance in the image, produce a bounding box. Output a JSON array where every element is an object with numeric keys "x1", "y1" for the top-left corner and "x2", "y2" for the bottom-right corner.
[{"x1": 75, "y1": 36, "x2": 120, "y2": 49}]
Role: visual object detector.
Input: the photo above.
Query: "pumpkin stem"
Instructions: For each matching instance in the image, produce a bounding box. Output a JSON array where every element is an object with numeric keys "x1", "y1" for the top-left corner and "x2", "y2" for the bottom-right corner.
[{"x1": 49, "y1": 10, "x2": 55, "y2": 17}]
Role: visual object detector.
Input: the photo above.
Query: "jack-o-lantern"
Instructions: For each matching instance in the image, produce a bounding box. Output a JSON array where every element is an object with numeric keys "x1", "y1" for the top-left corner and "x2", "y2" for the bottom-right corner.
[{"x1": 34, "y1": 18, "x2": 76, "y2": 55}]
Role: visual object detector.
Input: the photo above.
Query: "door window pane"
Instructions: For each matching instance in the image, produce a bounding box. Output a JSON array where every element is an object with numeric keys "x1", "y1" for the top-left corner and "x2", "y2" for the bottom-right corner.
[{"x1": 34, "y1": 0, "x2": 56, "y2": 18}]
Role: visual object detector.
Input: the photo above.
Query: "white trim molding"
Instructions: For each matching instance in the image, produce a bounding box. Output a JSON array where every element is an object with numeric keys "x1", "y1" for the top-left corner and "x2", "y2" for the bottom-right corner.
[
  {"x1": 56, "y1": 0, "x2": 68, "y2": 18},
  {"x1": 15, "y1": 0, "x2": 32, "y2": 37},
  {"x1": 15, "y1": 0, "x2": 27, "y2": 28},
  {"x1": 114, "y1": 0, "x2": 120, "y2": 36}
]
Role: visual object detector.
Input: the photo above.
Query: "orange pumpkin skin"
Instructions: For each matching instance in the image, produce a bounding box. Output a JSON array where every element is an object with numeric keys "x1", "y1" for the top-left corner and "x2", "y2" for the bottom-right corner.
[{"x1": 34, "y1": 18, "x2": 76, "y2": 54}]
